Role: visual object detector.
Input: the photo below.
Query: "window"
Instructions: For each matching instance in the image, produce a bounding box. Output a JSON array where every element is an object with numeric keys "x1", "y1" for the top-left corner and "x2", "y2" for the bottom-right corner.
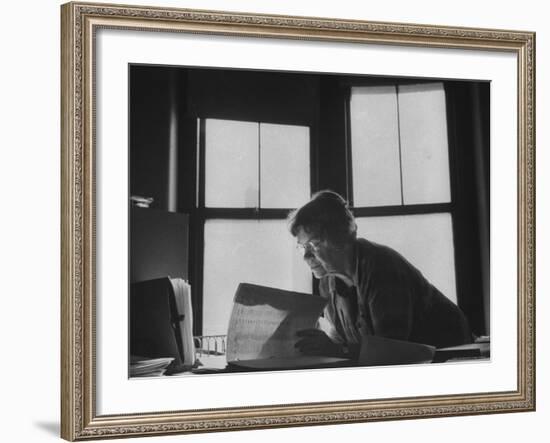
[
  {"x1": 200, "y1": 118, "x2": 312, "y2": 335},
  {"x1": 349, "y1": 83, "x2": 457, "y2": 303}
]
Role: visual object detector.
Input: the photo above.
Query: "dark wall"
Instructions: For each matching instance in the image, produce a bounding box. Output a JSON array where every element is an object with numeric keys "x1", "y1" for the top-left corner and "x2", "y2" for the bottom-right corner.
[
  {"x1": 130, "y1": 207, "x2": 189, "y2": 283},
  {"x1": 130, "y1": 66, "x2": 179, "y2": 210},
  {"x1": 446, "y1": 81, "x2": 490, "y2": 335},
  {"x1": 186, "y1": 68, "x2": 319, "y2": 125}
]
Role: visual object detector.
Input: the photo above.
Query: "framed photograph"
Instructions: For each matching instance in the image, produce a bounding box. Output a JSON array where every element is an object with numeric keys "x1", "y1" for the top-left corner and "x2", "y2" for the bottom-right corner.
[{"x1": 61, "y1": 1, "x2": 535, "y2": 440}]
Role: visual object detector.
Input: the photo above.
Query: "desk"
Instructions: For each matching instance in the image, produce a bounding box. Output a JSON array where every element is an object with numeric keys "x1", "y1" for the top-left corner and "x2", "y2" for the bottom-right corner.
[
  {"x1": 166, "y1": 342, "x2": 491, "y2": 376},
  {"x1": 189, "y1": 354, "x2": 353, "y2": 374}
]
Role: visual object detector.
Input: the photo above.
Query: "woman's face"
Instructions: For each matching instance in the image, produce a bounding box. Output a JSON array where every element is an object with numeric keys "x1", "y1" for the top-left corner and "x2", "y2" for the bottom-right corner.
[{"x1": 295, "y1": 226, "x2": 347, "y2": 279}]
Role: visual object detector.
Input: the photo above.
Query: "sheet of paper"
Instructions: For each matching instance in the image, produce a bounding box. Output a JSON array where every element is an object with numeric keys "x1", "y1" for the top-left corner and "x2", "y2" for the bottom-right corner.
[
  {"x1": 129, "y1": 357, "x2": 175, "y2": 377},
  {"x1": 226, "y1": 283, "x2": 327, "y2": 362}
]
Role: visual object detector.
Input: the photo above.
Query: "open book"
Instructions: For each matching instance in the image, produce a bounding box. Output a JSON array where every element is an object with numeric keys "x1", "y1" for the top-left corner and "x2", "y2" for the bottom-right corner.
[{"x1": 225, "y1": 283, "x2": 351, "y2": 370}]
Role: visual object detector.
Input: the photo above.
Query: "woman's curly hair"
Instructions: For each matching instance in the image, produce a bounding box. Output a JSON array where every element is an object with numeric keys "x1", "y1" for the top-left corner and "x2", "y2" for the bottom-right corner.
[{"x1": 288, "y1": 190, "x2": 357, "y2": 244}]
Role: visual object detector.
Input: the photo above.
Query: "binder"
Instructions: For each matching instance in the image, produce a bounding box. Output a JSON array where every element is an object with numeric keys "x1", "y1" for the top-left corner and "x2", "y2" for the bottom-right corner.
[{"x1": 130, "y1": 277, "x2": 195, "y2": 375}]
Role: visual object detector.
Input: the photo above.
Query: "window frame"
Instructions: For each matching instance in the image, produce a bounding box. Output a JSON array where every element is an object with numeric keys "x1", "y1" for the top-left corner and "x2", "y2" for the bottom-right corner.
[{"x1": 190, "y1": 117, "x2": 315, "y2": 334}]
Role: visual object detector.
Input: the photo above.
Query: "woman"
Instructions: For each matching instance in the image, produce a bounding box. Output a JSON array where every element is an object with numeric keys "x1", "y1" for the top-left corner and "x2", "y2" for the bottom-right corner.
[{"x1": 289, "y1": 190, "x2": 472, "y2": 360}]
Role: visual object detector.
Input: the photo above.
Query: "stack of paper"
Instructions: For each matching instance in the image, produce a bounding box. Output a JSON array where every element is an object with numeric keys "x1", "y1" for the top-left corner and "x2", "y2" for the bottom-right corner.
[
  {"x1": 170, "y1": 279, "x2": 195, "y2": 367},
  {"x1": 130, "y1": 357, "x2": 174, "y2": 377}
]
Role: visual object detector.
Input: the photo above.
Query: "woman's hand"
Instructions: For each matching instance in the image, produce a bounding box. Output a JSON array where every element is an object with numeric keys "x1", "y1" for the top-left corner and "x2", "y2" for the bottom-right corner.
[{"x1": 295, "y1": 329, "x2": 346, "y2": 357}]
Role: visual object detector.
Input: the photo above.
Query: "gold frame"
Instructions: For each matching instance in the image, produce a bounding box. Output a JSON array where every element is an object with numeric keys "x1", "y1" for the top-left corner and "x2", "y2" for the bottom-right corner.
[{"x1": 61, "y1": 1, "x2": 536, "y2": 440}]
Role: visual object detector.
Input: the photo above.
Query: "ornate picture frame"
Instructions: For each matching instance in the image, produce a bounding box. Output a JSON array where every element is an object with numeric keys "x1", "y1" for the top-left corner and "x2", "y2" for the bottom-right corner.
[{"x1": 61, "y1": 1, "x2": 535, "y2": 440}]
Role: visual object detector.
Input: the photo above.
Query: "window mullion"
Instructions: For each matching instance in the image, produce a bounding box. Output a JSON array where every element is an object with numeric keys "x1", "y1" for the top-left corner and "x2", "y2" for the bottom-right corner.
[
  {"x1": 396, "y1": 85, "x2": 405, "y2": 206},
  {"x1": 257, "y1": 121, "x2": 261, "y2": 211},
  {"x1": 353, "y1": 202, "x2": 453, "y2": 218},
  {"x1": 344, "y1": 87, "x2": 354, "y2": 206}
]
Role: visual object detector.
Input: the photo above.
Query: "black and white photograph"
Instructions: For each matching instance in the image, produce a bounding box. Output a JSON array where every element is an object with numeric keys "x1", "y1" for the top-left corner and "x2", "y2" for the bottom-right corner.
[{"x1": 129, "y1": 65, "x2": 491, "y2": 377}]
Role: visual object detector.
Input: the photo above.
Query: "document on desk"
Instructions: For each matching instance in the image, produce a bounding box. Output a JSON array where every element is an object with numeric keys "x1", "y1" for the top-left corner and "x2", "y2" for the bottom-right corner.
[{"x1": 226, "y1": 283, "x2": 331, "y2": 367}]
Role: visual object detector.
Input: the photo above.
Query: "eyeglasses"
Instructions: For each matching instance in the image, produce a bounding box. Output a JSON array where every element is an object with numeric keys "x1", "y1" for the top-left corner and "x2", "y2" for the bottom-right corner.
[{"x1": 296, "y1": 239, "x2": 322, "y2": 255}]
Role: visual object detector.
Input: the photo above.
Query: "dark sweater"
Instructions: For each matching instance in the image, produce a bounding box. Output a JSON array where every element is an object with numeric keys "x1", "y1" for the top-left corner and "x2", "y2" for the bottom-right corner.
[{"x1": 319, "y1": 238, "x2": 472, "y2": 349}]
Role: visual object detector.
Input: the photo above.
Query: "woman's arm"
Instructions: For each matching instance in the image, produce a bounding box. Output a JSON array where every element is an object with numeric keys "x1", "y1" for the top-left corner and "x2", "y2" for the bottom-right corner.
[{"x1": 295, "y1": 329, "x2": 359, "y2": 359}]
